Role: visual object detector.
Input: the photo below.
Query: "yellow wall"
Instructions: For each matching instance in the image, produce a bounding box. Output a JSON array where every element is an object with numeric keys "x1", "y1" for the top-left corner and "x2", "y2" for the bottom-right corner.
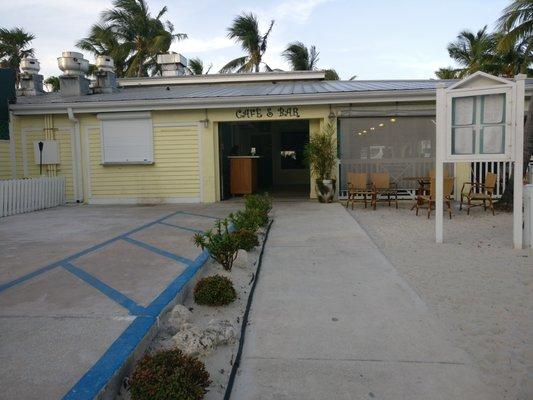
[
  {"x1": 9, "y1": 105, "x2": 332, "y2": 203},
  {"x1": 0, "y1": 140, "x2": 12, "y2": 179}
]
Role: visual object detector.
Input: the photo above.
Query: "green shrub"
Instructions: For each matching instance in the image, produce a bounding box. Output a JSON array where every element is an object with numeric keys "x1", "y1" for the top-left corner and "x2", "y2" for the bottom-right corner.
[
  {"x1": 130, "y1": 349, "x2": 210, "y2": 400},
  {"x1": 194, "y1": 275, "x2": 236, "y2": 306},
  {"x1": 244, "y1": 193, "x2": 272, "y2": 215},
  {"x1": 232, "y1": 229, "x2": 259, "y2": 251},
  {"x1": 193, "y1": 219, "x2": 240, "y2": 271},
  {"x1": 229, "y1": 209, "x2": 266, "y2": 232}
]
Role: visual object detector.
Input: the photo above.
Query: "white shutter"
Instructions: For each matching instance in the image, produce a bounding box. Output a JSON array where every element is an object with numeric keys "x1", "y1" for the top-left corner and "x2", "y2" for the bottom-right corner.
[{"x1": 98, "y1": 112, "x2": 154, "y2": 164}]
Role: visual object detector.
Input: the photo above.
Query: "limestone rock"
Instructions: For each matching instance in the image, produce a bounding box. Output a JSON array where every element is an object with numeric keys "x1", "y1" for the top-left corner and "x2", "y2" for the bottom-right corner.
[
  {"x1": 164, "y1": 304, "x2": 192, "y2": 335},
  {"x1": 234, "y1": 249, "x2": 248, "y2": 269},
  {"x1": 172, "y1": 323, "x2": 214, "y2": 356},
  {"x1": 205, "y1": 319, "x2": 237, "y2": 345}
]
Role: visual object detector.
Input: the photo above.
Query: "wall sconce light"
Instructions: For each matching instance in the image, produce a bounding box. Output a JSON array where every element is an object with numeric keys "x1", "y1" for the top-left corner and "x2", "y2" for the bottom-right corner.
[{"x1": 390, "y1": 118, "x2": 396, "y2": 122}]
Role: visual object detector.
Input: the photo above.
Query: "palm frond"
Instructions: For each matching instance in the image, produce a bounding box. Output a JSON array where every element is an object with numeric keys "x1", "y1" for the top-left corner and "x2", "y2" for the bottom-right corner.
[{"x1": 219, "y1": 56, "x2": 248, "y2": 73}]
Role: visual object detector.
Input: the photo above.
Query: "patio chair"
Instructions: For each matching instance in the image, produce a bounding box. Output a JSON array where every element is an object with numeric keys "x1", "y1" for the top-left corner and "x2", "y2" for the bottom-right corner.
[
  {"x1": 415, "y1": 177, "x2": 454, "y2": 219},
  {"x1": 370, "y1": 172, "x2": 398, "y2": 210},
  {"x1": 459, "y1": 172, "x2": 497, "y2": 216},
  {"x1": 345, "y1": 172, "x2": 373, "y2": 209}
]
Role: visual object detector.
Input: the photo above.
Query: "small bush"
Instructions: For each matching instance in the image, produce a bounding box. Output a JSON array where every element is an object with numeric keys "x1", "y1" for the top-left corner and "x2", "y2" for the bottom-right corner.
[
  {"x1": 193, "y1": 219, "x2": 240, "y2": 271},
  {"x1": 232, "y1": 229, "x2": 259, "y2": 251},
  {"x1": 130, "y1": 349, "x2": 210, "y2": 400},
  {"x1": 244, "y1": 193, "x2": 272, "y2": 215},
  {"x1": 194, "y1": 275, "x2": 236, "y2": 306},
  {"x1": 229, "y1": 209, "x2": 267, "y2": 232}
]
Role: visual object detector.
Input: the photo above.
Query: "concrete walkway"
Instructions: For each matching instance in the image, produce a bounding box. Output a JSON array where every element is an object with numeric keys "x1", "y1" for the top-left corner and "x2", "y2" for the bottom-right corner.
[{"x1": 232, "y1": 202, "x2": 495, "y2": 400}]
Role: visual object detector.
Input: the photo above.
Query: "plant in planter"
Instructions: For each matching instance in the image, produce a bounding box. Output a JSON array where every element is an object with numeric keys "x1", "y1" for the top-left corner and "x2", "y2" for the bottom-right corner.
[
  {"x1": 130, "y1": 349, "x2": 210, "y2": 400},
  {"x1": 193, "y1": 219, "x2": 240, "y2": 271},
  {"x1": 229, "y1": 209, "x2": 266, "y2": 233},
  {"x1": 244, "y1": 193, "x2": 272, "y2": 216},
  {"x1": 232, "y1": 228, "x2": 259, "y2": 251},
  {"x1": 304, "y1": 120, "x2": 338, "y2": 203},
  {"x1": 194, "y1": 274, "x2": 237, "y2": 306}
]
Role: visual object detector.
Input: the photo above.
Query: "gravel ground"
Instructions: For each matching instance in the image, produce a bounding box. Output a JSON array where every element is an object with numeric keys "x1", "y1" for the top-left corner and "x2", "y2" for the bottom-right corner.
[{"x1": 348, "y1": 201, "x2": 531, "y2": 400}]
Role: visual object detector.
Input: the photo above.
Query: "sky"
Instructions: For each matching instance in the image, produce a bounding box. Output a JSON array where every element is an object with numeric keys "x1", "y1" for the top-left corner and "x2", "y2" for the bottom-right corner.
[{"x1": 0, "y1": 0, "x2": 511, "y2": 80}]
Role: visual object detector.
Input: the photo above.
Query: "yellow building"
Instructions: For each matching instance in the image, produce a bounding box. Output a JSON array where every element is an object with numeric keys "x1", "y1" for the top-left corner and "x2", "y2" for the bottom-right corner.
[{"x1": 3, "y1": 58, "x2": 531, "y2": 204}]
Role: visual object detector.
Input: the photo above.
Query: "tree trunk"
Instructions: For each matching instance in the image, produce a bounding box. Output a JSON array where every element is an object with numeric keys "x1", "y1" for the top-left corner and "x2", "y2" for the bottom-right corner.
[{"x1": 497, "y1": 93, "x2": 533, "y2": 208}]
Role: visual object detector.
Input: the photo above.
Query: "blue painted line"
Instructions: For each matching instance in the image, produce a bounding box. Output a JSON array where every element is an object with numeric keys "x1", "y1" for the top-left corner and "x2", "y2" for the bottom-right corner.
[
  {"x1": 61, "y1": 262, "x2": 146, "y2": 316},
  {"x1": 158, "y1": 221, "x2": 203, "y2": 233},
  {"x1": 178, "y1": 211, "x2": 219, "y2": 220},
  {"x1": 62, "y1": 250, "x2": 212, "y2": 400},
  {"x1": 62, "y1": 315, "x2": 154, "y2": 400},
  {"x1": 0, "y1": 210, "x2": 183, "y2": 294},
  {"x1": 145, "y1": 250, "x2": 209, "y2": 315},
  {"x1": 122, "y1": 236, "x2": 194, "y2": 266},
  {"x1": 0, "y1": 262, "x2": 60, "y2": 293}
]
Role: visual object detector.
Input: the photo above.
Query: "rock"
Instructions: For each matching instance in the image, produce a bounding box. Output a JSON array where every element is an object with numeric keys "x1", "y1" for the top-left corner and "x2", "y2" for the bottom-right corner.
[
  {"x1": 234, "y1": 249, "x2": 248, "y2": 269},
  {"x1": 205, "y1": 319, "x2": 237, "y2": 345},
  {"x1": 171, "y1": 319, "x2": 237, "y2": 356},
  {"x1": 164, "y1": 304, "x2": 192, "y2": 335},
  {"x1": 172, "y1": 323, "x2": 214, "y2": 356}
]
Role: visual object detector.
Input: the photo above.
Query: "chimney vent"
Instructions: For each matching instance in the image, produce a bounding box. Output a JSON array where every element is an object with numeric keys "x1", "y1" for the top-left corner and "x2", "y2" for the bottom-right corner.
[
  {"x1": 93, "y1": 55, "x2": 117, "y2": 94},
  {"x1": 18, "y1": 57, "x2": 44, "y2": 96},
  {"x1": 58, "y1": 51, "x2": 90, "y2": 96},
  {"x1": 157, "y1": 53, "x2": 188, "y2": 76}
]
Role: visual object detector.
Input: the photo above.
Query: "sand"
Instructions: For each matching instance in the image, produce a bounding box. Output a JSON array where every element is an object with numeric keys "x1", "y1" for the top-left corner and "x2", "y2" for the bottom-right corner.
[{"x1": 348, "y1": 201, "x2": 532, "y2": 400}]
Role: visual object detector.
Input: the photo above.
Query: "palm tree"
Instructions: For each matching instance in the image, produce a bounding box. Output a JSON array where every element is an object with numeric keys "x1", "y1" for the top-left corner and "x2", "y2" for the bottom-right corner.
[
  {"x1": 76, "y1": 24, "x2": 130, "y2": 78},
  {"x1": 434, "y1": 67, "x2": 460, "y2": 79},
  {"x1": 0, "y1": 27, "x2": 35, "y2": 79},
  {"x1": 220, "y1": 13, "x2": 274, "y2": 73},
  {"x1": 447, "y1": 26, "x2": 498, "y2": 77},
  {"x1": 44, "y1": 76, "x2": 60, "y2": 92},
  {"x1": 497, "y1": 0, "x2": 533, "y2": 73},
  {"x1": 78, "y1": 0, "x2": 187, "y2": 77},
  {"x1": 324, "y1": 69, "x2": 339, "y2": 80},
  {"x1": 282, "y1": 42, "x2": 319, "y2": 70},
  {"x1": 187, "y1": 57, "x2": 212, "y2": 75}
]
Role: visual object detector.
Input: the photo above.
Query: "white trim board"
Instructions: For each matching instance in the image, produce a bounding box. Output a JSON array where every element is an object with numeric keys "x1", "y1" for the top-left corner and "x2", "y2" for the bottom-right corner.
[{"x1": 88, "y1": 197, "x2": 201, "y2": 205}]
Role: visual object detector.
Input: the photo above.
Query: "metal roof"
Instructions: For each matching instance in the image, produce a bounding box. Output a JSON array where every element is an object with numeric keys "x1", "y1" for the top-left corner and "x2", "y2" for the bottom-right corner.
[{"x1": 11, "y1": 78, "x2": 533, "y2": 114}]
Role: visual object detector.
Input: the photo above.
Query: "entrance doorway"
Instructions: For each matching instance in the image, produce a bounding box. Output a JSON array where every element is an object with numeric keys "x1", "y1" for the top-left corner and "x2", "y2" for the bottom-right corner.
[{"x1": 218, "y1": 120, "x2": 310, "y2": 200}]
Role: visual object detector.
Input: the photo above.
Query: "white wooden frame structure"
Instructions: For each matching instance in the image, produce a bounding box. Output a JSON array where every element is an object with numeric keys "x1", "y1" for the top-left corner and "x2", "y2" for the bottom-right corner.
[{"x1": 435, "y1": 72, "x2": 525, "y2": 249}]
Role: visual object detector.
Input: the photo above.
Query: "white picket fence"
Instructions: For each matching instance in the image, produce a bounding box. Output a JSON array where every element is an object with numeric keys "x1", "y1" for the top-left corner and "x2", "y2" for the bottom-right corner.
[{"x1": 0, "y1": 177, "x2": 66, "y2": 217}]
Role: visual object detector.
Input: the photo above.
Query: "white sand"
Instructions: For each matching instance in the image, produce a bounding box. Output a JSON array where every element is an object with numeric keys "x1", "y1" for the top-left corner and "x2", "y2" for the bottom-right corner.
[{"x1": 348, "y1": 201, "x2": 532, "y2": 400}]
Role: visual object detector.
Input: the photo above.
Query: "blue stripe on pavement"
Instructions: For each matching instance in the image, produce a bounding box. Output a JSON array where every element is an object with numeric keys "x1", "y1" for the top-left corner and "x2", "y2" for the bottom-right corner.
[
  {"x1": 61, "y1": 261, "x2": 146, "y2": 316},
  {"x1": 158, "y1": 221, "x2": 204, "y2": 233},
  {"x1": 122, "y1": 236, "x2": 194, "y2": 266}
]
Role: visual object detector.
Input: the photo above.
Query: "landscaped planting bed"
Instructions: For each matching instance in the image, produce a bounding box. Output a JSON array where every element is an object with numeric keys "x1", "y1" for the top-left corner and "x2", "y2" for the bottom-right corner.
[{"x1": 116, "y1": 194, "x2": 272, "y2": 400}]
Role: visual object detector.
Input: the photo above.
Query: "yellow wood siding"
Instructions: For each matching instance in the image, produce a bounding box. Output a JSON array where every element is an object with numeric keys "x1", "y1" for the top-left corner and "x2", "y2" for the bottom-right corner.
[
  {"x1": 0, "y1": 141, "x2": 11, "y2": 179},
  {"x1": 85, "y1": 123, "x2": 200, "y2": 202}
]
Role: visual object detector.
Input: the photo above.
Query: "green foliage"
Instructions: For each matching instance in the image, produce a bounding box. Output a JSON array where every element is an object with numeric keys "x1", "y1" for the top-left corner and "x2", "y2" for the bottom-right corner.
[
  {"x1": 193, "y1": 219, "x2": 239, "y2": 271},
  {"x1": 229, "y1": 209, "x2": 265, "y2": 232},
  {"x1": 304, "y1": 121, "x2": 337, "y2": 180},
  {"x1": 130, "y1": 349, "x2": 210, "y2": 400},
  {"x1": 220, "y1": 13, "x2": 274, "y2": 73},
  {"x1": 77, "y1": 0, "x2": 187, "y2": 77},
  {"x1": 44, "y1": 76, "x2": 60, "y2": 92},
  {"x1": 194, "y1": 275, "x2": 237, "y2": 306},
  {"x1": 244, "y1": 193, "x2": 272, "y2": 215},
  {"x1": 324, "y1": 69, "x2": 340, "y2": 80},
  {"x1": 0, "y1": 27, "x2": 35, "y2": 73},
  {"x1": 232, "y1": 229, "x2": 259, "y2": 251},
  {"x1": 282, "y1": 41, "x2": 319, "y2": 71}
]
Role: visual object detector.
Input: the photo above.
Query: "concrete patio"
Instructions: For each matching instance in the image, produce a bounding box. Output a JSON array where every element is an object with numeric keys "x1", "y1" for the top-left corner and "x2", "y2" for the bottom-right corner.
[{"x1": 0, "y1": 203, "x2": 239, "y2": 400}]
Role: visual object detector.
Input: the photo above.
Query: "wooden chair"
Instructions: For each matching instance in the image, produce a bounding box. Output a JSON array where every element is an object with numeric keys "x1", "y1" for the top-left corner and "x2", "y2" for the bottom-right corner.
[
  {"x1": 370, "y1": 172, "x2": 398, "y2": 209},
  {"x1": 345, "y1": 172, "x2": 373, "y2": 209},
  {"x1": 459, "y1": 172, "x2": 497, "y2": 215},
  {"x1": 416, "y1": 177, "x2": 454, "y2": 219}
]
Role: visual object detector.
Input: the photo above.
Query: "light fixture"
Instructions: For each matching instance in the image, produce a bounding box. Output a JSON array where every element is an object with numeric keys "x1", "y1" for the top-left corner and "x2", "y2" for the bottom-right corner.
[
  {"x1": 357, "y1": 132, "x2": 362, "y2": 136},
  {"x1": 363, "y1": 130, "x2": 367, "y2": 133},
  {"x1": 199, "y1": 109, "x2": 209, "y2": 128},
  {"x1": 390, "y1": 118, "x2": 396, "y2": 122},
  {"x1": 370, "y1": 127, "x2": 375, "y2": 130},
  {"x1": 378, "y1": 123, "x2": 384, "y2": 127}
]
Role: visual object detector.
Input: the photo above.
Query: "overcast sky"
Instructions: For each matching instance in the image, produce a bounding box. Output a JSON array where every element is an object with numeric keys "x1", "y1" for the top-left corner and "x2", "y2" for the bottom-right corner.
[{"x1": 0, "y1": 0, "x2": 510, "y2": 80}]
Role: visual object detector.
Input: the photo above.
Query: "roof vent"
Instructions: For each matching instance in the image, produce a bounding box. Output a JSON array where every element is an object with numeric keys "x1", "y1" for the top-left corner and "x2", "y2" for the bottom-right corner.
[
  {"x1": 95, "y1": 55, "x2": 114, "y2": 73},
  {"x1": 93, "y1": 55, "x2": 117, "y2": 94},
  {"x1": 20, "y1": 58, "x2": 40, "y2": 75},
  {"x1": 57, "y1": 51, "x2": 89, "y2": 76},
  {"x1": 17, "y1": 57, "x2": 44, "y2": 96},
  {"x1": 157, "y1": 52, "x2": 188, "y2": 76},
  {"x1": 58, "y1": 51, "x2": 90, "y2": 96}
]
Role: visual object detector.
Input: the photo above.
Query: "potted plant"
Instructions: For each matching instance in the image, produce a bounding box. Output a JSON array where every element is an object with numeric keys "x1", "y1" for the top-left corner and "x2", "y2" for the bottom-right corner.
[{"x1": 305, "y1": 121, "x2": 337, "y2": 203}]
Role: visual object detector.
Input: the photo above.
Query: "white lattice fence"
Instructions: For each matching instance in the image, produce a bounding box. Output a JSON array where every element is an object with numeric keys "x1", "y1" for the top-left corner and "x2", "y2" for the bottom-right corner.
[
  {"x1": 471, "y1": 161, "x2": 513, "y2": 198},
  {"x1": 0, "y1": 177, "x2": 66, "y2": 217}
]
